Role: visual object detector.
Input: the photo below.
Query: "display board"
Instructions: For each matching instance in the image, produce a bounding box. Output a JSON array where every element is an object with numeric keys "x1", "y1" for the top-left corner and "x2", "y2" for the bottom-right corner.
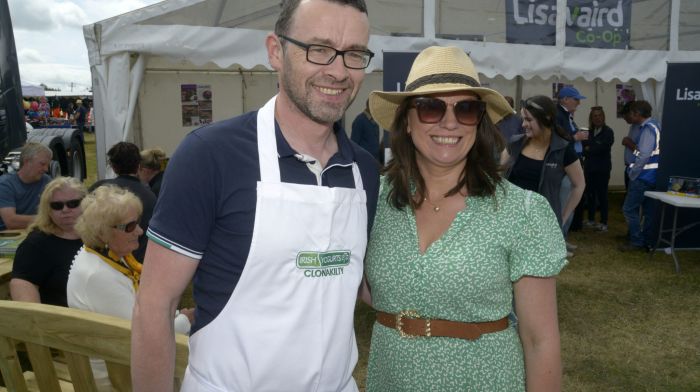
[{"x1": 657, "y1": 62, "x2": 700, "y2": 248}]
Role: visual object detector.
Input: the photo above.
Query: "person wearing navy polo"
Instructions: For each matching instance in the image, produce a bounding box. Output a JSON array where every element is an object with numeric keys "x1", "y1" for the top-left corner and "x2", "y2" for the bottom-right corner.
[
  {"x1": 556, "y1": 86, "x2": 588, "y2": 248},
  {"x1": 131, "y1": 1, "x2": 379, "y2": 391}
]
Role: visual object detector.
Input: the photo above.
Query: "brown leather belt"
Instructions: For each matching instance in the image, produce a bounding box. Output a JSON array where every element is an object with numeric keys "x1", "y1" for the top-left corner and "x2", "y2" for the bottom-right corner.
[{"x1": 376, "y1": 310, "x2": 509, "y2": 340}]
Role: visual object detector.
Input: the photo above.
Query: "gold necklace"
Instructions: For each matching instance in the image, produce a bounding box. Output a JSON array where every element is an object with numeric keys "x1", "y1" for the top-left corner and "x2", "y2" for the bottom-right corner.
[{"x1": 423, "y1": 196, "x2": 442, "y2": 213}]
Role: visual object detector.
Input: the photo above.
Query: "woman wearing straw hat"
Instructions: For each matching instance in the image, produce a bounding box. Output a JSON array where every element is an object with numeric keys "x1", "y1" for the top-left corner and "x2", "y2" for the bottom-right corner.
[{"x1": 363, "y1": 46, "x2": 567, "y2": 391}]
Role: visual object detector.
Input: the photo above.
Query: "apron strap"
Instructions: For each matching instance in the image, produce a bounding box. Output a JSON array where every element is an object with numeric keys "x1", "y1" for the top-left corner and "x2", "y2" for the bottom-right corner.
[
  {"x1": 351, "y1": 163, "x2": 364, "y2": 191},
  {"x1": 257, "y1": 95, "x2": 280, "y2": 183}
]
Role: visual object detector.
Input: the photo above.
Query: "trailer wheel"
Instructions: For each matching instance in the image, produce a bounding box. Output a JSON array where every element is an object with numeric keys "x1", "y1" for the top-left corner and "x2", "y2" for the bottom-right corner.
[{"x1": 70, "y1": 138, "x2": 85, "y2": 180}]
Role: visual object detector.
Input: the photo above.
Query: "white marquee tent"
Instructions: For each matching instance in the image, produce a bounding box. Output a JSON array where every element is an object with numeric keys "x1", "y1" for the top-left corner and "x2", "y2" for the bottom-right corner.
[
  {"x1": 21, "y1": 82, "x2": 45, "y2": 97},
  {"x1": 84, "y1": 0, "x2": 700, "y2": 181}
]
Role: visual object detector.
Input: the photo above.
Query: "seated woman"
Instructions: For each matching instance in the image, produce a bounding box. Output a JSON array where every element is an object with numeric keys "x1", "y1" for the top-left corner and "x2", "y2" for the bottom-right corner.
[
  {"x1": 67, "y1": 185, "x2": 192, "y2": 332},
  {"x1": 10, "y1": 177, "x2": 85, "y2": 306},
  {"x1": 67, "y1": 185, "x2": 192, "y2": 390},
  {"x1": 138, "y1": 147, "x2": 167, "y2": 197}
]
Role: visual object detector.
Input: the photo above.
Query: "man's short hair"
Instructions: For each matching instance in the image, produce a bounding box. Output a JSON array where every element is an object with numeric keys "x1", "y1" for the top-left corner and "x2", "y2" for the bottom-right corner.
[
  {"x1": 630, "y1": 100, "x2": 652, "y2": 118},
  {"x1": 274, "y1": 0, "x2": 368, "y2": 36},
  {"x1": 19, "y1": 142, "x2": 52, "y2": 169},
  {"x1": 107, "y1": 142, "x2": 141, "y2": 175}
]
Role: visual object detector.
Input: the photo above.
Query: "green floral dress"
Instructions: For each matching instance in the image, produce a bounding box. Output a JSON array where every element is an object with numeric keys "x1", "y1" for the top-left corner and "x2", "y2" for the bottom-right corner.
[{"x1": 365, "y1": 179, "x2": 567, "y2": 392}]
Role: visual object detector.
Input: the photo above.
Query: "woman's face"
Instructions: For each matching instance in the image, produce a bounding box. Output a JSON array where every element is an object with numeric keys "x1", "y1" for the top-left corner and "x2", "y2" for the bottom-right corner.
[
  {"x1": 521, "y1": 108, "x2": 546, "y2": 138},
  {"x1": 106, "y1": 206, "x2": 143, "y2": 258},
  {"x1": 408, "y1": 91, "x2": 481, "y2": 171},
  {"x1": 49, "y1": 187, "x2": 83, "y2": 233},
  {"x1": 591, "y1": 110, "x2": 605, "y2": 127}
]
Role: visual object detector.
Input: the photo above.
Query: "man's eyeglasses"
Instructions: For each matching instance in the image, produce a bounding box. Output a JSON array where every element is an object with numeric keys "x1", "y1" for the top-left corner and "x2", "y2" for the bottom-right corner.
[
  {"x1": 278, "y1": 35, "x2": 374, "y2": 70},
  {"x1": 49, "y1": 199, "x2": 82, "y2": 211},
  {"x1": 113, "y1": 220, "x2": 140, "y2": 233},
  {"x1": 411, "y1": 97, "x2": 486, "y2": 126}
]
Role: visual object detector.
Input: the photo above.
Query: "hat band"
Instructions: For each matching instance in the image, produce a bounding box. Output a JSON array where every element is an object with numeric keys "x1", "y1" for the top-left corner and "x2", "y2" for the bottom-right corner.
[{"x1": 405, "y1": 73, "x2": 480, "y2": 92}]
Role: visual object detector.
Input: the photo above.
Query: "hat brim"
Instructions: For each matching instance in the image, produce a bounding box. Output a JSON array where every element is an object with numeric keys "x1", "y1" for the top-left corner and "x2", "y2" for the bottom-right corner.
[{"x1": 369, "y1": 85, "x2": 515, "y2": 131}]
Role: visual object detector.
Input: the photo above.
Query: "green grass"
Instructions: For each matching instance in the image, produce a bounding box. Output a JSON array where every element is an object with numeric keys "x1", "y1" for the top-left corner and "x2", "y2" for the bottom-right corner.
[{"x1": 84, "y1": 139, "x2": 700, "y2": 391}]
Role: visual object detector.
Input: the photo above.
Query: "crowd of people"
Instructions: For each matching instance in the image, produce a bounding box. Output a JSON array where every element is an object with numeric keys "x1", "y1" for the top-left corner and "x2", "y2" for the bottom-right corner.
[
  {"x1": 4, "y1": 0, "x2": 665, "y2": 390},
  {"x1": 23, "y1": 96, "x2": 93, "y2": 133}
]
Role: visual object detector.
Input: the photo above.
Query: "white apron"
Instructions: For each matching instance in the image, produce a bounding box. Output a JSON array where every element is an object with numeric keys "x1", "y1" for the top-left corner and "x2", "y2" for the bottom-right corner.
[{"x1": 181, "y1": 96, "x2": 367, "y2": 392}]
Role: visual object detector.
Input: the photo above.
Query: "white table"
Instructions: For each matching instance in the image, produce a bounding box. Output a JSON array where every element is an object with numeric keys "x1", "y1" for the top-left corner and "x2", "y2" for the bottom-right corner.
[{"x1": 644, "y1": 191, "x2": 700, "y2": 273}]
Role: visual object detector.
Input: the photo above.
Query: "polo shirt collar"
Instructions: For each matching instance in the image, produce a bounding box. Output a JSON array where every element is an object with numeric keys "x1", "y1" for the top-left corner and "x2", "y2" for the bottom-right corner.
[{"x1": 274, "y1": 120, "x2": 356, "y2": 165}]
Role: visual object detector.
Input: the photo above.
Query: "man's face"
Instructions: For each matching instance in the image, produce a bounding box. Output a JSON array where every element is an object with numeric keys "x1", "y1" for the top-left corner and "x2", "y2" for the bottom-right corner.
[
  {"x1": 21, "y1": 151, "x2": 51, "y2": 182},
  {"x1": 622, "y1": 111, "x2": 633, "y2": 125},
  {"x1": 561, "y1": 96, "x2": 581, "y2": 113},
  {"x1": 273, "y1": 0, "x2": 370, "y2": 125}
]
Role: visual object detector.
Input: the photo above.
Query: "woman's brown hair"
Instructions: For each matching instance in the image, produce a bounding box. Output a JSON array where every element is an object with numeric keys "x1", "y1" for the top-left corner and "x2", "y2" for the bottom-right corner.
[{"x1": 383, "y1": 95, "x2": 505, "y2": 211}]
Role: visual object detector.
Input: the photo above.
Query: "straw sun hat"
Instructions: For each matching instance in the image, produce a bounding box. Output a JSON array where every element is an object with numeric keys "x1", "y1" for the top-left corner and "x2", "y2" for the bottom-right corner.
[{"x1": 369, "y1": 46, "x2": 514, "y2": 131}]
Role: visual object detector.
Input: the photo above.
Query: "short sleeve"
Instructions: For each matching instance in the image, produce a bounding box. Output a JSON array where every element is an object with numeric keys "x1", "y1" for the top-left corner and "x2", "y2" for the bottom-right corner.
[
  {"x1": 0, "y1": 178, "x2": 16, "y2": 208},
  {"x1": 563, "y1": 143, "x2": 578, "y2": 166},
  {"x1": 147, "y1": 133, "x2": 218, "y2": 259},
  {"x1": 12, "y1": 233, "x2": 48, "y2": 284},
  {"x1": 509, "y1": 191, "x2": 568, "y2": 282}
]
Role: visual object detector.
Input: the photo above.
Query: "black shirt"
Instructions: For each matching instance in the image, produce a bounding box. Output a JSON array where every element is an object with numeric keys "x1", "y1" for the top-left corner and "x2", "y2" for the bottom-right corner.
[{"x1": 12, "y1": 229, "x2": 82, "y2": 307}]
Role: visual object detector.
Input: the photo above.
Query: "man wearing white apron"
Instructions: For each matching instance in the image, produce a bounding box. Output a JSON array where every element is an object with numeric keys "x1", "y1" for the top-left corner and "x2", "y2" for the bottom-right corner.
[{"x1": 131, "y1": 1, "x2": 379, "y2": 391}]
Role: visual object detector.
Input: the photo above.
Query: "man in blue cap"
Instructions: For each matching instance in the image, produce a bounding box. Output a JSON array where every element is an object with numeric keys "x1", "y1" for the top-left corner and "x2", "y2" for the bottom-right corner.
[
  {"x1": 556, "y1": 86, "x2": 588, "y2": 153},
  {"x1": 556, "y1": 86, "x2": 588, "y2": 246}
]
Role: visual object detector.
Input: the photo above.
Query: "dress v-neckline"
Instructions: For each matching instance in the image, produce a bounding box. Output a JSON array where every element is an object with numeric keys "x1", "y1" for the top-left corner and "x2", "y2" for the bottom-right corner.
[{"x1": 412, "y1": 202, "x2": 469, "y2": 256}]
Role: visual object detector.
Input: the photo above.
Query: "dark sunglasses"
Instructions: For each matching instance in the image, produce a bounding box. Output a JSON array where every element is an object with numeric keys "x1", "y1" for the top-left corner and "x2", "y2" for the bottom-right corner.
[
  {"x1": 49, "y1": 199, "x2": 82, "y2": 211},
  {"x1": 411, "y1": 97, "x2": 486, "y2": 126},
  {"x1": 113, "y1": 220, "x2": 140, "y2": 233}
]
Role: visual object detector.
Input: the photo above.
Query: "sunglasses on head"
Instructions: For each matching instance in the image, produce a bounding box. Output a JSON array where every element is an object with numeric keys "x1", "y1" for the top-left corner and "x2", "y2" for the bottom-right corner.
[
  {"x1": 113, "y1": 220, "x2": 140, "y2": 233},
  {"x1": 49, "y1": 199, "x2": 82, "y2": 211},
  {"x1": 410, "y1": 97, "x2": 486, "y2": 126}
]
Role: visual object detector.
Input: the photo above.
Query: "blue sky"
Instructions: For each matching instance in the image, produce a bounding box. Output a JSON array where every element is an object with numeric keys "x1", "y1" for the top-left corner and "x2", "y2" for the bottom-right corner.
[{"x1": 8, "y1": 0, "x2": 162, "y2": 92}]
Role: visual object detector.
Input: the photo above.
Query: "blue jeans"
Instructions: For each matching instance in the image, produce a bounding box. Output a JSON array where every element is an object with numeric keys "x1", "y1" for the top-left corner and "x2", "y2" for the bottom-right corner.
[{"x1": 622, "y1": 179, "x2": 656, "y2": 247}]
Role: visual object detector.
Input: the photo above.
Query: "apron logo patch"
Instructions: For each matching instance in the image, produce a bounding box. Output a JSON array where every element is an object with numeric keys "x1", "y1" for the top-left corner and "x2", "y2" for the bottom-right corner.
[{"x1": 296, "y1": 251, "x2": 350, "y2": 278}]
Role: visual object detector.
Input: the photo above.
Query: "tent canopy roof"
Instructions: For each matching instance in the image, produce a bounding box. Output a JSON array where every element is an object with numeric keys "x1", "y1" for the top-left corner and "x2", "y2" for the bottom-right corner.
[{"x1": 84, "y1": 0, "x2": 700, "y2": 83}]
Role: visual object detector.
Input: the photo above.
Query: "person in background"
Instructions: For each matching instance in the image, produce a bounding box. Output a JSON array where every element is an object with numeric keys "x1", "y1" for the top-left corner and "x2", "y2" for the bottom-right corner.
[
  {"x1": 138, "y1": 148, "x2": 167, "y2": 197},
  {"x1": 68, "y1": 185, "x2": 192, "y2": 329},
  {"x1": 131, "y1": 1, "x2": 379, "y2": 391},
  {"x1": 72, "y1": 99, "x2": 87, "y2": 136},
  {"x1": 67, "y1": 185, "x2": 192, "y2": 390},
  {"x1": 37, "y1": 97, "x2": 51, "y2": 125},
  {"x1": 505, "y1": 95, "x2": 585, "y2": 249},
  {"x1": 556, "y1": 86, "x2": 587, "y2": 245},
  {"x1": 582, "y1": 106, "x2": 614, "y2": 232},
  {"x1": 496, "y1": 95, "x2": 522, "y2": 142},
  {"x1": 620, "y1": 100, "x2": 661, "y2": 252},
  {"x1": 364, "y1": 46, "x2": 566, "y2": 391},
  {"x1": 620, "y1": 101, "x2": 641, "y2": 191},
  {"x1": 0, "y1": 143, "x2": 52, "y2": 230},
  {"x1": 351, "y1": 98, "x2": 389, "y2": 164},
  {"x1": 10, "y1": 177, "x2": 85, "y2": 306},
  {"x1": 51, "y1": 104, "x2": 61, "y2": 119},
  {"x1": 90, "y1": 142, "x2": 155, "y2": 263}
]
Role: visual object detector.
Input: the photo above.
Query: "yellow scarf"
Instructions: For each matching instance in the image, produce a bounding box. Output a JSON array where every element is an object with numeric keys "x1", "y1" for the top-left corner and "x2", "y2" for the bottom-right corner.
[{"x1": 85, "y1": 247, "x2": 142, "y2": 291}]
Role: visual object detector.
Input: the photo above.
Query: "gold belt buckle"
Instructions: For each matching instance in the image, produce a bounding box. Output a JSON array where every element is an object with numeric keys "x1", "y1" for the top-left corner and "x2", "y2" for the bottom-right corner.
[{"x1": 396, "y1": 310, "x2": 431, "y2": 338}]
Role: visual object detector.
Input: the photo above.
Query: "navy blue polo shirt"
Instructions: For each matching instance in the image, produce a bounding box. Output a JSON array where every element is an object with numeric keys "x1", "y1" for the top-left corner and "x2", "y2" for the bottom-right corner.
[{"x1": 147, "y1": 110, "x2": 379, "y2": 333}]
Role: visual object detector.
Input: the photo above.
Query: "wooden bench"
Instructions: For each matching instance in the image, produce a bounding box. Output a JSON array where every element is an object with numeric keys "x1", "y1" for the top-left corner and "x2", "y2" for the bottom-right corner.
[
  {"x1": 0, "y1": 258, "x2": 12, "y2": 300},
  {"x1": 0, "y1": 300, "x2": 189, "y2": 391}
]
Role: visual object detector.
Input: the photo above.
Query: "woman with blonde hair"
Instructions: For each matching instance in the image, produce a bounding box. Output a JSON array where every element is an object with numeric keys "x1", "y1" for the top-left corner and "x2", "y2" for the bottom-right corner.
[
  {"x1": 138, "y1": 147, "x2": 167, "y2": 197},
  {"x1": 67, "y1": 184, "x2": 192, "y2": 330},
  {"x1": 11, "y1": 177, "x2": 85, "y2": 306}
]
